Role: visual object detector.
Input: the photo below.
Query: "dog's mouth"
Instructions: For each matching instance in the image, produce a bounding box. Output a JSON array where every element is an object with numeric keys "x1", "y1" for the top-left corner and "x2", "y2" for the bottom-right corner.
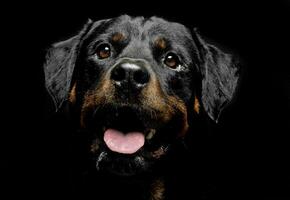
[
  {"x1": 104, "y1": 128, "x2": 148, "y2": 154},
  {"x1": 85, "y1": 104, "x2": 183, "y2": 176},
  {"x1": 99, "y1": 106, "x2": 163, "y2": 153}
]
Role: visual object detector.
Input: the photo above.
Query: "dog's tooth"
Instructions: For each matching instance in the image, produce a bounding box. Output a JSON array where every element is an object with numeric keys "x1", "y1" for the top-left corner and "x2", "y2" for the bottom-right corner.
[{"x1": 146, "y1": 129, "x2": 156, "y2": 140}]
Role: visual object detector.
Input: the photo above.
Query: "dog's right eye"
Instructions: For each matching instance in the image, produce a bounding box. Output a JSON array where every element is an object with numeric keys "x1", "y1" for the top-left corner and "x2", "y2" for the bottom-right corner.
[
  {"x1": 96, "y1": 43, "x2": 111, "y2": 59},
  {"x1": 164, "y1": 52, "x2": 181, "y2": 69}
]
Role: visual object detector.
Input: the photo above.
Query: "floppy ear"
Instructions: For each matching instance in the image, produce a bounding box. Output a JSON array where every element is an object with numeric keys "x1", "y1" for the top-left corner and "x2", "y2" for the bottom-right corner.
[
  {"x1": 43, "y1": 19, "x2": 93, "y2": 111},
  {"x1": 192, "y1": 29, "x2": 240, "y2": 122}
]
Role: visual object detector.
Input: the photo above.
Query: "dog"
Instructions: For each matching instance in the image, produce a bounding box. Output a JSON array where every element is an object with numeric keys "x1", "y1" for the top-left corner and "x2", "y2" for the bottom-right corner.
[{"x1": 43, "y1": 15, "x2": 240, "y2": 199}]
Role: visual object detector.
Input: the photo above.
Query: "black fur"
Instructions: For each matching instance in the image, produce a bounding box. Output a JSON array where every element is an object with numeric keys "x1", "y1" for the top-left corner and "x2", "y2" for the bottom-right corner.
[
  {"x1": 192, "y1": 29, "x2": 240, "y2": 121},
  {"x1": 43, "y1": 15, "x2": 240, "y2": 199}
]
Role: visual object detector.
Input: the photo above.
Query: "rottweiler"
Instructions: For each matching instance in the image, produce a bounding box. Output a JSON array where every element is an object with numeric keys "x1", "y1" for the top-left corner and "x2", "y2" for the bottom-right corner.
[{"x1": 43, "y1": 15, "x2": 240, "y2": 200}]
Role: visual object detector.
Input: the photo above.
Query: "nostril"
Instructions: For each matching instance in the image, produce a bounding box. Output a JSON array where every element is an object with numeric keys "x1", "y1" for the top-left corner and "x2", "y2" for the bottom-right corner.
[
  {"x1": 111, "y1": 66, "x2": 126, "y2": 82},
  {"x1": 133, "y1": 69, "x2": 150, "y2": 85},
  {"x1": 111, "y1": 61, "x2": 150, "y2": 89}
]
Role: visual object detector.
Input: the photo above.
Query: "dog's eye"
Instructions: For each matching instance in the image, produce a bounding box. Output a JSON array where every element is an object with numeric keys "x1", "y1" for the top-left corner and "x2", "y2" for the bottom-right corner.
[
  {"x1": 96, "y1": 43, "x2": 111, "y2": 59},
  {"x1": 164, "y1": 53, "x2": 181, "y2": 69}
]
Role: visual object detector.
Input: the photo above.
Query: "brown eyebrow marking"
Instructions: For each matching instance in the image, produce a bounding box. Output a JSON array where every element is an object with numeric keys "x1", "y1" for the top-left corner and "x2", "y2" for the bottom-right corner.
[
  {"x1": 111, "y1": 32, "x2": 125, "y2": 43},
  {"x1": 154, "y1": 37, "x2": 167, "y2": 50}
]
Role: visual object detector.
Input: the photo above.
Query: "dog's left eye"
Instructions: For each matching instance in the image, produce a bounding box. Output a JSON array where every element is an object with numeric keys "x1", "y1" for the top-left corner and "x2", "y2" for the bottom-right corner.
[
  {"x1": 164, "y1": 52, "x2": 181, "y2": 69},
  {"x1": 96, "y1": 43, "x2": 111, "y2": 59}
]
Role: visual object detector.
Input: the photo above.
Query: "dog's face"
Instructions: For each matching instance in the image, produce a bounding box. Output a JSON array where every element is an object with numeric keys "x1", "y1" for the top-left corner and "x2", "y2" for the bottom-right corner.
[{"x1": 44, "y1": 15, "x2": 239, "y2": 176}]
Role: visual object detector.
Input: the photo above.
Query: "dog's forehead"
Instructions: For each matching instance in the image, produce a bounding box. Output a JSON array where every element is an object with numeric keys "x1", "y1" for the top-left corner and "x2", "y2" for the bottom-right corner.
[{"x1": 95, "y1": 15, "x2": 192, "y2": 41}]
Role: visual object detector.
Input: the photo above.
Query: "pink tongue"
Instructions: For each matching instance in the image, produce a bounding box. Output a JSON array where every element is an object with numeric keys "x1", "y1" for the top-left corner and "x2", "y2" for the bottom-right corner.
[{"x1": 103, "y1": 129, "x2": 145, "y2": 154}]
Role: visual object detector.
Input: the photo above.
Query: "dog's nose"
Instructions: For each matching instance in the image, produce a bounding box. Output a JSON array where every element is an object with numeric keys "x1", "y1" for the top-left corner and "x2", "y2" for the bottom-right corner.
[{"x1": 111, "y1": 62, "x2": 150, "y2": 90}]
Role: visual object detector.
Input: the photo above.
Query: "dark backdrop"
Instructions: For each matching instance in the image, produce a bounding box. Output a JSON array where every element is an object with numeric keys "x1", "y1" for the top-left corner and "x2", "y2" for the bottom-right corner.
[{"x1": 2, "y1": 0, "x2": 289, "y2": 198}]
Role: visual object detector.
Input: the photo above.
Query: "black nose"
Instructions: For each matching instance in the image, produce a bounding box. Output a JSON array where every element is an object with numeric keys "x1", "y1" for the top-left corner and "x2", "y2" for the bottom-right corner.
[{"x1": 111, "y1": 62, "x2": 150, "y2": 90}]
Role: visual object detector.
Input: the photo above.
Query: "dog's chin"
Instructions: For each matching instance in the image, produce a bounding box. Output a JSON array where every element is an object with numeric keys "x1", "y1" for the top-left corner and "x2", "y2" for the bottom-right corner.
[
  {"x1": 95, "y1": 150, "x2": 150, "y2": 176},
  {"x1": 93, "y1": 137, "x2": 171, "y2": 176}
]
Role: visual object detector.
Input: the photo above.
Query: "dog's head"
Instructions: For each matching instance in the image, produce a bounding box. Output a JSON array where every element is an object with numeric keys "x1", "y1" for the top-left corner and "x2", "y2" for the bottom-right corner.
[{"x1": 44, "y1": 15, "x2": 239, "y2": 176}]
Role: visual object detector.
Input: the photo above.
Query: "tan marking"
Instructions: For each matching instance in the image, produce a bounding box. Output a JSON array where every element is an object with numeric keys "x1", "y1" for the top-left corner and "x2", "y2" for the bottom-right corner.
[
  {"x1": 194, "y1": 96, "x2": 200, "y2": 114},
  {"x1": 90, "y1": 140, "x2": 100, "y2": 153},
  {"x1": 142, "y1": 76, "x2": 175, "y2": 123},
  {"x1": 150, "y1": 179, "x2": 165, "y2": 200},
  {"x1": 154, "y1": 38, "x2": 167, "y2": 50},
  {"x1": 69, "y1": 83, "x2": 77, "y2": 104},
  {"x1": 142, "y1": 75, "x2": 189, "y2": 136},
  {"x1": 80, "y1": 73, "x2": 114, "y2": 127},
  {"x1": 167, "y1": 95, "x2": 189, "y2": 137},
  {"x1": 111, "y1": 32, "x2": 125, "y2": 43},
  {"x1": 152, "y1": 146, "x2": 166, "y2": 159}
]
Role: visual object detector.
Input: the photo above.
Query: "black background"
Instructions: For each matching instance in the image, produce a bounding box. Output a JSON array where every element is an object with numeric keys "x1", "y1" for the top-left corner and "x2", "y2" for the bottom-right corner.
[{"x1": 1, "y1": 0, "x2": 290, "y2": 198}]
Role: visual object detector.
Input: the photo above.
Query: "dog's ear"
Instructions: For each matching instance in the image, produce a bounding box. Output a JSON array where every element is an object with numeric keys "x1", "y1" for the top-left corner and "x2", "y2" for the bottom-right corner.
[
  {"x1": 43, "y1": 19, "x2": 93, "y2": 111},
  {"x1": 192, "y1": 29, "x2": 240, "y2": 122},
  {"x1": 44, "y1": 17, "x2": 115, "y2": 111}
]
